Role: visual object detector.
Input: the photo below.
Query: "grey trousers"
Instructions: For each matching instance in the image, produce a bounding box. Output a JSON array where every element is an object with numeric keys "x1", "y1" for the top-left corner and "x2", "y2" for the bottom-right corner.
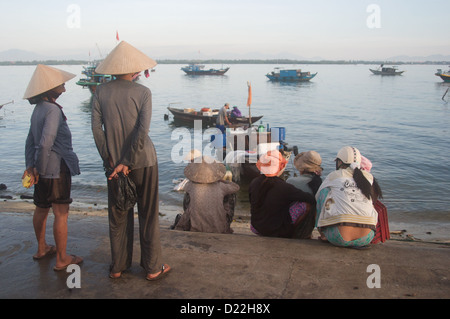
[{"x1": 107, "y1": 164, "x2": 161, "y2": 274}]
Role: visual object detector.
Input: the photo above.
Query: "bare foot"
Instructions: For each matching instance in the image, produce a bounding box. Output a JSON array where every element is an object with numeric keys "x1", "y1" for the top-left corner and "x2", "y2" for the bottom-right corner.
[
  {"x1": 53, "y1": 255, "x2": 83, "y2": 271},
  {"x1": 146, "y1": 264, "x2": 171, "y2": 281},
  {"x1": 33, "y1": 245, "x2": 56, "y2": 260}
]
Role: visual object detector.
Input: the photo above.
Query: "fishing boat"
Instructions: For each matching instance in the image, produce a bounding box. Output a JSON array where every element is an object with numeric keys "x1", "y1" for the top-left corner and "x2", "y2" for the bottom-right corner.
[
  {"x1": 435, "y1": 67, "x2": 450, "y2": 83},
  {"x1": 181, "y1": 64, "x2": 230, "y2": 75},
  {"x1": 76, "y1": 62, "x2": 113, "y2": 94},
  {"x1": 369, "y1": 64, "x2": 405, "y2": 75},
  {"x1": 266, "y1": 68, "x2": 317, "y2": 82},
  {"x1": 167, "y1": 107, "x2": 263, "y2": 126}
]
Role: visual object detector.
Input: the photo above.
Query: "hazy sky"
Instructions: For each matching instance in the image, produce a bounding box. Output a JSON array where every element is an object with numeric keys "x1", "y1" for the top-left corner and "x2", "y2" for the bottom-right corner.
[{"x1": 1, "y1": 0, "x2": 449, "y2": 60}]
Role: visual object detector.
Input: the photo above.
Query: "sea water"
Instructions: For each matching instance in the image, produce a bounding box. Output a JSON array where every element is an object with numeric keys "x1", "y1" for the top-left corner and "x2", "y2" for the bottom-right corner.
[{"x1": 0, "y1": 64, "x2": 449, "y2": 239}]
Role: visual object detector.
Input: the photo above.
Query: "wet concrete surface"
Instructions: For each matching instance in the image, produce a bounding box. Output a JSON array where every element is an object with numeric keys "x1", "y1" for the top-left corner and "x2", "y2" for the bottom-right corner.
[{"x1": 0, "y1": 209, "x2": 449, "y2": 303}]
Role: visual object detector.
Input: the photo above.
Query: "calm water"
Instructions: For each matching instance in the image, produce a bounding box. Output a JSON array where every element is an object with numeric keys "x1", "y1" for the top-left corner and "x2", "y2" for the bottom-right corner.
[{"x1": 1, "y1": 64, "x2": 449, "y2": 235}]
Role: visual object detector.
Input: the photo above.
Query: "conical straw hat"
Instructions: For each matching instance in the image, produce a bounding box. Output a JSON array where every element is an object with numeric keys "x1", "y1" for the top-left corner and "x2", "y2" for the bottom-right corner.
[
  {"x1": 23, "y1": 64, "x2": 76, "y2": 99},
  {"x1": 95, "y1": 41, "x2": 157, "y2": 75},
  {"x1": 184, "y1": 156, "x2": 226, "y2": 183}
]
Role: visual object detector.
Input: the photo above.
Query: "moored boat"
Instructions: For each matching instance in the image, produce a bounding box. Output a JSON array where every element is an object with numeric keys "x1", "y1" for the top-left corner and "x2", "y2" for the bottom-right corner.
[
  {"x1": 76, "y1": 62, "x2": 113, "y2": 94},
  {"x1": 435, "y1": 67, "x2": 450, "y2": 83},
  {"x1": 181, "y1": 64, "x2": 230, "y2": 75},
  {"x1": 266, "y1": 68, "x2": 317, "y2": 82},
  {"x1": 369, "y1": 64, "x2": 405, "y2": 75},
  {"x1": 167, "y1": 107, "x2": 262, "y2": 127}
]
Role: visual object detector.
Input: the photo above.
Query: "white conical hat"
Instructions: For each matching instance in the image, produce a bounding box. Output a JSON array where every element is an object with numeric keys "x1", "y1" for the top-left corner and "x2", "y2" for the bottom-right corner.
[
  {"x1": 23, "y1": 64, "x2": 76, "y2": 99},
  {"x1": 95, "y1": 41, "x2": 157, "y2": 75}
]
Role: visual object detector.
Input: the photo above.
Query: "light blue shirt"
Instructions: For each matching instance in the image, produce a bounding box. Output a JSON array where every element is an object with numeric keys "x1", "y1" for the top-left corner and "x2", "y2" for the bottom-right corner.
[{"x1": 25, "y1": 101, "x2": 80, "y2": 178}]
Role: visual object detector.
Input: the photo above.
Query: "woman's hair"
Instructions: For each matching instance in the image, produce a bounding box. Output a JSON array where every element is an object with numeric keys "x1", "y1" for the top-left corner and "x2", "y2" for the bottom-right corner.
[
  {"x1": 307, "y1": 173, "x2": 322, "y2": 195},
  {"x1": 27, "y1": 88, "x2": 60, "y2": 105},
  {"x1": 337, "y1": 159, "x2": 377, "y2": 201},
  {"x1": 353, "y1": 167, "x2": 374, "y2": 200},
  {"x1": 27, "y1": 93, "x2": 45, "y2": 105},
  {"x1": 371, "y1": 177, "x2": 383, "y2": 201}
]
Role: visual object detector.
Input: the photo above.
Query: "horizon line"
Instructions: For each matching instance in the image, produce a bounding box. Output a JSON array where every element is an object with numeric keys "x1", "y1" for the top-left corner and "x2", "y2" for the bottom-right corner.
[{"x1": 1, "y1": 59, "x2": 450, "y2": 66}]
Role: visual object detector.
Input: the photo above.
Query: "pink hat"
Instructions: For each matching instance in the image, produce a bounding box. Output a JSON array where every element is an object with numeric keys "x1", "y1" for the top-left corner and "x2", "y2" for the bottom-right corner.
[
  {"x1": 360, "y1": 156, "x2": 372, "y2": 172},
  {"x1": 256, "y1": 150, "x2": 288, "y2": 177}
]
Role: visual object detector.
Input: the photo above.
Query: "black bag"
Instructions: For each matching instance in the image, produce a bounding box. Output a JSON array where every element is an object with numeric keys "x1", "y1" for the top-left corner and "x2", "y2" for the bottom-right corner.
[
  {"x1": 106, "y1": 168, "x2": 137, "y2": 211},
  {"x1": 116, "y1": 173, "x2": 137, "y2": 211}
]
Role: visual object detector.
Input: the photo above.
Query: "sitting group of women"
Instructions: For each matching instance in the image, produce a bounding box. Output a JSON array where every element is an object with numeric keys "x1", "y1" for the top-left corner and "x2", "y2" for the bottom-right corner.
[{"x1": 172, "y1": 146, "x2": 388, "y2": 249}]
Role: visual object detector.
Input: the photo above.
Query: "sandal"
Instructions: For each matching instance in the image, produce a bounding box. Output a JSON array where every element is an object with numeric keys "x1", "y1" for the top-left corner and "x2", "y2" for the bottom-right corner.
[
  {"x1": 146, "y1": 264, "x2": 171, "y2": 281},
  {"x1": 53, "y1": 255, "x2": 83, "y2": 271}
]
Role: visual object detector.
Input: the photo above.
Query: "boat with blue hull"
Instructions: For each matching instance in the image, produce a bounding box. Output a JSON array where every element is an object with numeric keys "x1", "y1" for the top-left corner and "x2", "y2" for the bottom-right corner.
[
  {"x1": 435, "y1": 67, "x2": 450, "y2": 83},
  {"x1": 266, "y1": 68, "x2": 317, "y2": 82},
  {"x1": 76, "y1": 62, "x2": 113, "y2": 94},
  {"x1": 181, "y1": 64, "x2": 230, "y2": 75}
]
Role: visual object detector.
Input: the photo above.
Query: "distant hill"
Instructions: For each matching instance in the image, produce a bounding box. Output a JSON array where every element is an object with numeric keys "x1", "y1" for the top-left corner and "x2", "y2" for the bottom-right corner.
[
  {"x1": 0, "y1": 49, "x2": 48, "y2": 62},
  {"x1": 0, "y1": 49, "x2": 90, "y2": 62},
  {"x1": 387, "y1": 54, "x2": 450, "y2": 63},
  {"x1": 0, "y1": 48, "x2": 448, "y2": 65}
]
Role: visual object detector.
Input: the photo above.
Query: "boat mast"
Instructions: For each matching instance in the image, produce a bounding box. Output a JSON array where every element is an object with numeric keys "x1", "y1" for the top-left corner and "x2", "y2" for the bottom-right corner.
[{"x1": 247, "y1": 81, "x2": 252, "y2": 126}]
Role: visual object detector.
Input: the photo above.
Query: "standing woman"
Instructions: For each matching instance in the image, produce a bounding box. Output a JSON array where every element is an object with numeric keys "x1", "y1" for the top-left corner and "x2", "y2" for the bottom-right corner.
[
  {"x1": 23, "y1": 64, "x2": 82, "y2": 270},
  {"x1": 92, "y1": 41, "x2": 170, "y2": 281}
]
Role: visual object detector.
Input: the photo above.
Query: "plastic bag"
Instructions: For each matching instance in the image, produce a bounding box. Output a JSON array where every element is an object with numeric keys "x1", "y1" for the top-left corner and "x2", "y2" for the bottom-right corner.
[
  {"x1": 106, "y1": 168, "x2": 137, "y2": 211},
  {"x1": 116, "y1": 173, "x2": 137, "y2": 211}
]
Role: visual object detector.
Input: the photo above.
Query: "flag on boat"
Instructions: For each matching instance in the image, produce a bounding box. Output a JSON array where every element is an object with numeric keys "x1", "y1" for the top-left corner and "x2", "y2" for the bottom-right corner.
[
  {"x1": 247, "y1": 81, "x2": 252, "y2": 107},
  {"x1": 116, "y1": 31, "x2": 120, "y2": 41}
]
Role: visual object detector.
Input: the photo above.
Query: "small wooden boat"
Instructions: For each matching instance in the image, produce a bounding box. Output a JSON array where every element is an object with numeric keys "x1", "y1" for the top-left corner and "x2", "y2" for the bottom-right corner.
[
  {"x1": 181, "y1": 64, "x2": 230, "y2": 75},
  {"x1": 369, "y1": 64, "x2": 404, "y2": 75},
  {"x1": 167, "y1": 107, "x2": 262, "y2": 126},
  {"x1": 266, "y1": 68, "x2": 317, "y2": 82},
  {"x1": 435, "y1": 67, "x2": 450, "y2": 83}
]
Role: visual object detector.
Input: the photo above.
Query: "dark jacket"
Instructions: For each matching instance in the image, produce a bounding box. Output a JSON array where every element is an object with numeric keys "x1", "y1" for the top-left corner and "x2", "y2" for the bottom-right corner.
[
  {"x1": 91, "y1": 79, "x2": 157, "y2": 169},
  {"x1": 249, "y1": 175, "x2": 316, "y2": 238}
]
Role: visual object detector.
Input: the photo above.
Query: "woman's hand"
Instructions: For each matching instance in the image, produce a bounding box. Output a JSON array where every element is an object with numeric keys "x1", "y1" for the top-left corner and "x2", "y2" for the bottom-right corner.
[
  {"x1": 22, "y1": 167, "x2": 39, "y2": 186},
  {"x1": 108, "y1": 164, "x2": 130, "y2": 180}
]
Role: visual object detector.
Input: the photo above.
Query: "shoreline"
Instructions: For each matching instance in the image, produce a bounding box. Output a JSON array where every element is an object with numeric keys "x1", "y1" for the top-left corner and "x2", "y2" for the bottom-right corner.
[
  {"x1": 1, "y1": 198, "x2": 449, "y2": 244},
  {"x1": 2, "y1": 60, "x2": 450, "y2": 66}
]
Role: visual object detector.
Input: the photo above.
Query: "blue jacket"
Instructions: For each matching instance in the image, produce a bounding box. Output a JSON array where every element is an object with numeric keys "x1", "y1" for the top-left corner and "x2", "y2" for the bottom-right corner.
[{"x1": 25, "y1": 101, "x2": 80, "y2": 178}]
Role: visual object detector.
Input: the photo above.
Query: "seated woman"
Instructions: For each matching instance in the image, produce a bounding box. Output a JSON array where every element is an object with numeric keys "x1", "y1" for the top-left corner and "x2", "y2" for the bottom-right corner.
[
  {"x1": 287, "y1": 150, "x2": 323, "y2": 195},
  {"x1": 360, "y1": 155, "x2": 390, "y2": 244},
  {"x1": 315, "y1": 146, "x2": 378, "y2": 248},
  {"x1": 174, "y1": 156, "x2": 239, "y2": 234},
  {"x1": 249, "y1": 150, "x2": 316, "y2": 238},
  {"x1": 286, "y1": 151, "x2": 323, "y2": 238},
  {"x1": 230, "y1": 106, "x2": 242, "y2": 118}
]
